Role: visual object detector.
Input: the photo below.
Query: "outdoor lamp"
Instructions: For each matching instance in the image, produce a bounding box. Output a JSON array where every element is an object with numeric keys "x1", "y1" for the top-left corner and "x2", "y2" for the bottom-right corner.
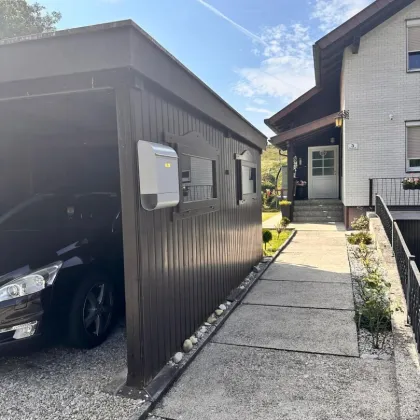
[{"x1": 335, "y1": 110, "x2": 349, "y2": 128}]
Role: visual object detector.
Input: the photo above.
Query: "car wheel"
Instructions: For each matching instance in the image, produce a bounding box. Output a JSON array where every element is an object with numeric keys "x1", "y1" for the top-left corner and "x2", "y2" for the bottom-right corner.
[{"x1": 67, "y1": 273, "x2": 115, "y2": 349}]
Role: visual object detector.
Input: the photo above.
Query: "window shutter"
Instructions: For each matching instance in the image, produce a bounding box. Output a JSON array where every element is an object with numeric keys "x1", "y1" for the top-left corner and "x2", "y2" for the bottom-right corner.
[
  {"x1": 407, "y1": 126, "x2": 420, "y2": 159},
  {"x1": 408, "y1": 24, "x2": 420, "y2": 52}
]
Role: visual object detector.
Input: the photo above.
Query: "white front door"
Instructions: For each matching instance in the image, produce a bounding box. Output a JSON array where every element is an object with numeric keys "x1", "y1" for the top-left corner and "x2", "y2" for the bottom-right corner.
[{"x1": 308, "y1": 146, "x2": 339, "y2": 199}]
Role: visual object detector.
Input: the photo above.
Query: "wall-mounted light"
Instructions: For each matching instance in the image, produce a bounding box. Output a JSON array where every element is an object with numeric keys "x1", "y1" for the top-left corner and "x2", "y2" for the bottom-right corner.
[
  {"x1": 330, "y1": 137, "x2": 336, "y2": 144},
  {"x1": 335, "y1": 110, "x2": 350, "y2": 128},
  {"x1": 298, "y1": 158, "x2": 303, "y2": 166}
]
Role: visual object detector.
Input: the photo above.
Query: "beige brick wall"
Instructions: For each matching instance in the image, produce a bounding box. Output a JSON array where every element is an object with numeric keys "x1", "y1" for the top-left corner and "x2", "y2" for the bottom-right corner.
[{"x1": 342, "y1": 0, "x2": 420, "y2": 206}]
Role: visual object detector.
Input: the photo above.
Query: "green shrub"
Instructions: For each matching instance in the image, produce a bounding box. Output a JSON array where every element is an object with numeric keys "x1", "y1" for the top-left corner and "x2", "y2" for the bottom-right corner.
[
  {"x1": 355, "y1": 271, "x2": 392, "y2": 349},
  {"x1": 274, "y1": 217, "x2": 291, "y2": 238},
  {"x1": 351, "y1": 215, "x2": 369, "y2": 231},
  {"x1": 262, "y1": 230, "x2": 273, "y2": 250},
  {"x1": 347, "y1": 232, "x2": 373, "y2": 245}
]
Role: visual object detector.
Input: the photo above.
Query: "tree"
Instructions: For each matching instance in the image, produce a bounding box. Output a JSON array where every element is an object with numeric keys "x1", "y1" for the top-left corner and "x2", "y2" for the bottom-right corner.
[{"x1": 0, "y1": 0, "x2": 61, "y2": 40}]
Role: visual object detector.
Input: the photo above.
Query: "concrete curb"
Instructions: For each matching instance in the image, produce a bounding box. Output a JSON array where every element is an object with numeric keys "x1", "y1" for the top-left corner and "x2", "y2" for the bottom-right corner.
[
  {"x1": 369, "y1": 216, "x2": 420, "y2": 420},
  {"x1": 131, "y1": 229, "x2": 297, "y2": 420}
]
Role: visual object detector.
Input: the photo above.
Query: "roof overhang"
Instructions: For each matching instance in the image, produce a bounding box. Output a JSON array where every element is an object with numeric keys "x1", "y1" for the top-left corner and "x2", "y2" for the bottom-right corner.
[
  {"x1": 270, "y1": 113, "x2": 338, "y2": 150},
  {"x1": 0, "y1": 21, "x2": 267, "y2": 150},
  {"x1": 266, "y1": 0, "x2": 416, "y2": 135}
]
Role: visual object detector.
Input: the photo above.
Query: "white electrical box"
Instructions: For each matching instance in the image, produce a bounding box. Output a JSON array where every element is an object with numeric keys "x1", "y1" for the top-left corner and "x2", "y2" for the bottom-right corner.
[{"x1": 137, "y1": 140, "x2": 180, "y2": 211}]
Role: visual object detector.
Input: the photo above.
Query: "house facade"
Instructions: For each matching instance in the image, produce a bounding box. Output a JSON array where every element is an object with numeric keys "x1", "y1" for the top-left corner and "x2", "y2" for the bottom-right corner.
[{"x1": 266, "y1": 0, "x2": 420, "y2": 226}]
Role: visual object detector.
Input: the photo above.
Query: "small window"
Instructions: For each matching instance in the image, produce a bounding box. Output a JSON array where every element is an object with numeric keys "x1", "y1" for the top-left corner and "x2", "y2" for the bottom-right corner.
[
  {"x1": 406, "y1": 122, "x2": 420, "y2": 171},
  {"x1": 181, "y1": 155, "x2": 216, "y2": 202},
  {"x1": 236, "y1": 150, "x2": 258, "y2": 204},
  {"x1": 407, "y1": 20, "x2": 420, "y2": 71},
  {"x1": 165, "y1": 131, "x2": 220, "y2": 219}
]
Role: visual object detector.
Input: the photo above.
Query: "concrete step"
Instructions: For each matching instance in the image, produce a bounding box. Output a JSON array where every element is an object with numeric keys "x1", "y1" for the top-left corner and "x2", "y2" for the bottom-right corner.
[
  {"x1": 294, "y1": 204, "x2": 343, "y2": 212},
  {"x1": 294, "y1": 216, "x2": 344, "y2": 223},
  {"x1": 294, "y1": 199, "x2": 342, "y2": 207},
  {"x1": 294, "y1": 210, "x2": 343, "y2": 218}
]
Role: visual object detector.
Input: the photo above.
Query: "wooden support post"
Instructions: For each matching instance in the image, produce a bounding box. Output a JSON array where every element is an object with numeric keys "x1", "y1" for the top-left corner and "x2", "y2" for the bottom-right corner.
[
  {"x1": 115, "y1": 85, "x2": 146, "y2": 389},
  {"x1": 287, "y1": 141, "x2": 294, "y2": 203}
]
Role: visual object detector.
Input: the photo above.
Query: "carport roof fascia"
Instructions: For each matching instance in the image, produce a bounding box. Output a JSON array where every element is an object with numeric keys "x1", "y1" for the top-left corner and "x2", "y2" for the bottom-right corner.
[{"x1": 0, "y1": 20, "x2": 267, "y2": 150}]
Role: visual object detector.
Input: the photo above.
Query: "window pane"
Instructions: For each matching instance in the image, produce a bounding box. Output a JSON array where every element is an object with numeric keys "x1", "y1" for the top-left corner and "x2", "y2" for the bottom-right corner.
[
  {"x1": 312, "y1": 151, "x2": 321, "y2": 159},
  {"x1": 409, "y1": 159, "x2": 420, "y2": 168},
  {"x1": 182, "y1": 156, "x2": 215, "y2": 202},
  {"x1": 324, "y1": 159, "x2": 334, "y2": 168},
  {"x1": 324, "y1": 151, "x2": 334, "y2": 159},
  {"x1": 242, "y1": 165, "x2": 256, "y2": 195},
  {"x1": 324, "y1": 168, "x2": 334, "y2": 176},
  {"x1": 312, "y1": 168, "x2": 323, "y2": 176},
  {"x1": 312, "y1": 159, "x2": 323, "y2": 168},
  {"x1": 409, "y1": 52, "x2": 420, "y2": 70}
]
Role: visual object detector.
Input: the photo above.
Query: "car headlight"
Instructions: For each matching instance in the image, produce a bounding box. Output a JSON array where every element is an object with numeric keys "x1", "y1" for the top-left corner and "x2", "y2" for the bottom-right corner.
[{"x1": 0, "y1": 262, "x2": 63, "y2": 303}]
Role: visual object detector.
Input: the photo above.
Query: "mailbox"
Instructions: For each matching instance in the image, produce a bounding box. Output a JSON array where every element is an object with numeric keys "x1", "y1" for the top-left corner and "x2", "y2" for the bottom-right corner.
[{"x1": 137, "y1": 140, "x2": 180, "y2": 211}]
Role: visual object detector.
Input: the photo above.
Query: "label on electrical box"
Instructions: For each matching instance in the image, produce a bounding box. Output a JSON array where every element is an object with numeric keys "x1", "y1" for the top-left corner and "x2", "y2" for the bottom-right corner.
[
  {"x1": 348, "y1": 143, "x2": 358, "y2": 150},
  {"x1": 165, "y1": 163, "x2": 171, "y2": 168}
]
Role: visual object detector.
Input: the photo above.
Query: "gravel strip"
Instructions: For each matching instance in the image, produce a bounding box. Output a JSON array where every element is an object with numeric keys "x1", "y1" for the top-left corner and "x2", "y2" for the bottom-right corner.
[
  {"x1": 347, "y1": 243, "x2": 394, "y2": 359},
  {"x1": 0, "y1": 325, "x2": 145, "y2": 420}
]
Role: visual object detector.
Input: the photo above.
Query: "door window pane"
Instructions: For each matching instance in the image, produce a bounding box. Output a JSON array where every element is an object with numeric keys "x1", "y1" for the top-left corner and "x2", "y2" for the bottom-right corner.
[
  {"x1": 313, "y1": 159, "x2": 323, "y2": 168},
  {"x1": 324, "y1": 151, "x2": 334, "y2": 159},
  {"x1": 324, "y1": 168, "x2": 334, "y2": 176},
  {"x1": 324, "y1": 159, "x2": 334, "y2": 168},
  {"x1": 312, "y1": 168, "x2": 323, "y2": 176}
]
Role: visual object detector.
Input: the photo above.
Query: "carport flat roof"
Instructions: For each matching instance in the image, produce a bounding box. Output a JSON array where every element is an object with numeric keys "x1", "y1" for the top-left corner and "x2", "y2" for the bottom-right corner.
[{"x1": 0, "y1": 20, "x2": 267, "y2": 150}]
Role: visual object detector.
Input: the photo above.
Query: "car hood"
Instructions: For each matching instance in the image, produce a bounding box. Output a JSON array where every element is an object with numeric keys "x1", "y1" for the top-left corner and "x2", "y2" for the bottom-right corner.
[{"x1": 0, "y1": 229, "x2": 91, "y2": 286}]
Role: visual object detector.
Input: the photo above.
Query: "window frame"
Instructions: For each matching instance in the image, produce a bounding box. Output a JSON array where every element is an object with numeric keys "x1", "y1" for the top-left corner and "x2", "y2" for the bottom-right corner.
[
  {"x1": 407, "y1": 19, "x2": 420, "y2": 73},
  {"x1": 165, "y1": 131, "x2": 220, "y2": 219},
  {"x1": 406, "y1": 121, "x2": 420, "y2": 172},
  {"x1": 235, "y1": 150, "x2": 258, "y2": 205}
]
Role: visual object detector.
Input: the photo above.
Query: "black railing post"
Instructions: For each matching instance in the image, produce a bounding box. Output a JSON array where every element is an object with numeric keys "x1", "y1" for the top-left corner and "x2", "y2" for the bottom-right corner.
[
  {"x1": 369, "y1": 179, "x2": 373, "y2": 207},
  {"x1": 407, "y1": 256, "x2": 416, "y2": 326}
]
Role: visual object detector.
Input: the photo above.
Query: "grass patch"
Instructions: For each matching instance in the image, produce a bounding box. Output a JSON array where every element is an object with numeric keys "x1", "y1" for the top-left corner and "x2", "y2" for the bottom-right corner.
[
  {"x1": 262, "y1": 212, "x2": 279, "y2": 222},
  {"x1": 263, "y1": 229, "x2": 292, "y2": 256}
]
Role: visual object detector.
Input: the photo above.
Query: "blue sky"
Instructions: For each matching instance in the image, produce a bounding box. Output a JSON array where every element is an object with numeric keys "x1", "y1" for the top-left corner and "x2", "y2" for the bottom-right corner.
[{"x1": 38, "y1": 0, "x2": 373, "y2": 137}]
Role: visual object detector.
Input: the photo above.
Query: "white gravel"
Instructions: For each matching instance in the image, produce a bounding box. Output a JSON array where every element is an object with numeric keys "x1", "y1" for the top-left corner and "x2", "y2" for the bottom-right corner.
[
  {"x1": 0, "y1": 325, "x2": 145, "y2": 420},
  {"x1": 347, "y1": 243, "x2": 394, "y2": 359}
]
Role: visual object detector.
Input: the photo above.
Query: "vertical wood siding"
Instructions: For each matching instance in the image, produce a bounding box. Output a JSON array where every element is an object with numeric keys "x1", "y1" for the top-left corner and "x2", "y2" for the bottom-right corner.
[{"x1": 129, "y1": 87, "x2": 262, "y2": 383}]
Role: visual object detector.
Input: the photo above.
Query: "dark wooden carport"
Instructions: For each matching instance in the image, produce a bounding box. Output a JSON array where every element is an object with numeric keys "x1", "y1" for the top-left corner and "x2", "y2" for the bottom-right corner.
[{"x1": 0, "y1": 21, "x2": 267, "y2": 391}]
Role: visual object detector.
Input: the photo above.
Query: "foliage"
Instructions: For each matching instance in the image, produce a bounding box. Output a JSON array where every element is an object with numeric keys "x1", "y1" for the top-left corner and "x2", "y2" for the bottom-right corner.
[
  {"x1": 0, "y1": 0, "x2": 61, "y2": 40},
  {"x1": 274, "y1": 217, "x2": 290, "y2": 237},
  {"x1": 402, "y1": 177, "x2": 420, "y2": 189},
  {"x1": 352, "y1": 244, "x2": 394, "y2": 349},
  {"x1": 262, "y1": 229, "x2": 292, "y2": 257},
  {"x1": 261, "y1": 145, "x2": 286, "y2": 192},
  {"x1": 262, "y1": 230, "x2": 273, "y2": 250},
  {"x1": 351, "y1": 215, "x2": 369, "y2": 231},
  {"x1": 347, "y1": 232, "x2": 373, "y2": 245},
  {"x1": 279, "y1": 200, "x2": 292, "y2": 206}
]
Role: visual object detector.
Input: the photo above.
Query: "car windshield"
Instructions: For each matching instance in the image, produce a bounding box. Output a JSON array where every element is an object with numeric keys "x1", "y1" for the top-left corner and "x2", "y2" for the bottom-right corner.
[{"x1": 0, "y1": 194, "x2": 119, "y2": 231}]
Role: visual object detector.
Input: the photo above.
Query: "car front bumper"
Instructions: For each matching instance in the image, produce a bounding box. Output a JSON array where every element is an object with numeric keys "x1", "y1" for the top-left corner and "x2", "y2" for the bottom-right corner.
[{"x1": 0, "y1": 289, "x2": 52, "y2": 354}]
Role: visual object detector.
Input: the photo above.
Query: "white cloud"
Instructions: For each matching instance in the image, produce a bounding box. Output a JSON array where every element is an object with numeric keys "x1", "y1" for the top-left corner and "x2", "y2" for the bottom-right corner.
[
  {"x1": 233, "y1": 0, "x2": 374, "y2": 103},
  {"x1": 253, "y1": 98, "x2": 267, "y2": 105},
  {"x1": 233, "y1": 23, "x2": 315, "y2": 101},
  {"x1": 196, "y1": 0, "x2": 267, "y2": 46},
  {"x1": 311, "y1": 0, "x2": 374, "y2": 32},
  {"x1": 245, "y1": 107, "x2": 274, "y2": 115}
]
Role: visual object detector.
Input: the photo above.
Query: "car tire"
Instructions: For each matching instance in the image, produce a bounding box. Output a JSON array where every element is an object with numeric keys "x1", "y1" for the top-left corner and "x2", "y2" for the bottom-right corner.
[{"x1": 67, "y1": 273, "x2": 115, "y2": 349}]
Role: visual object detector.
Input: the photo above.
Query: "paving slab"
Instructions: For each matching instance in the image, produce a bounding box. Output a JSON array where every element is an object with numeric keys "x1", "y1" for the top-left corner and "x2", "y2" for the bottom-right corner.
[
  {"x1": 244, "y1": 280, "x2": 354, "y2": 310},
  {"x1": 262, "y1": 259, "x2": 351, "y2": 283},
  {"x1": 212, "y1": 304, "x2": 359, "y2": 356},
  {"x1": 153, "y1": 344, "x2": 398, "y2": 420}
]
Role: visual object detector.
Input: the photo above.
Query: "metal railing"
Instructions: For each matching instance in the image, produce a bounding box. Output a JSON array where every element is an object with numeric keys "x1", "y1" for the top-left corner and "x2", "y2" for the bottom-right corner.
[
  {"x1": 182, "y1": 185, "x2": 214, "y2": 202},
  {"x1": 376, "y1": 194, "x2": 420, "y2": 351},
  {"x1": 370, "y1": 178, "x2": 420, "y2": 207},
  {"x1": 375, "y1": 195, "x2": 394, "y2": 245}
]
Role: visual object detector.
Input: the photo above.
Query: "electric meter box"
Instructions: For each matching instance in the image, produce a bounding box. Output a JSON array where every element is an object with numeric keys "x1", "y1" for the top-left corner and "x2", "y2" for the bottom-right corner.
[{"x1": 137, "y1": 140, "x2": 180, "y2": 211}]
